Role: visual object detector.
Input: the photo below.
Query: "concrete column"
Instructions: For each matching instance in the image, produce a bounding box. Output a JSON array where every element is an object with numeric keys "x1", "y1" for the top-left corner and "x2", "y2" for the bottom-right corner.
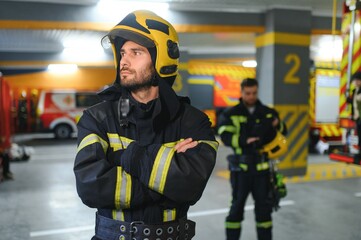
[
  {"x1": 175, "y1": 50, "x2": 190, "y2": 97},
  {"x1": 255, "y1": 8, "x2": 311, "y2": 176}
]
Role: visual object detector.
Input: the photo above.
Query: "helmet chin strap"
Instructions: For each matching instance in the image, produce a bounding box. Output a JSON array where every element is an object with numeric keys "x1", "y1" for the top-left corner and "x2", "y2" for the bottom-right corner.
[
  {"x1": 118, "y1": 87, "x2": 130, "y2": 127},
  {"x1": 118, "y1": 74, "x2": 158, "y2": 127},
  {"x1": 151, "y1": 74, "x2": 159, "y2": 86}
]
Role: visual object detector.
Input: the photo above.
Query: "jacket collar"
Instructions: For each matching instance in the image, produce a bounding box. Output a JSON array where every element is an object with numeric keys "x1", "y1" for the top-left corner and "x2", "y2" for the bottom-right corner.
[{"x1": 97, "y1": 79, "x2": 181, "y2": 121}]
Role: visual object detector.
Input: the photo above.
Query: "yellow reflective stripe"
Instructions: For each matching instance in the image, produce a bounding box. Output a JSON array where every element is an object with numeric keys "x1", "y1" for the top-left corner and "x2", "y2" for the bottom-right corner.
[
  {"x1": 163, "y1": 209, "x2": 176, "y2": 222},
  {"x1": 230, "y1": 115, "x2": 247, "y2": 123},
  {"x1": 124, "y1": 171, "x2": 132, "y2": 208},
  {"x1": 218, "y1": 125, "x2": 226, "y2": 135},
  {"x1": 230, "y1": 115, "x2": 246, "y2": 150},
  {"x1": 279, "y1": 122, "x2": 285, "y2": 133},
  {"x1": 256, "y1": 162, "x2": 270, "y2": 171},
  {"x1": 115, "y1": 167, "x2": 122, "y2": 209},
  {"x1": 239, "y1": 163, "x2": 248, "y2": 171},
  {"x1": 77, "y1": 133, "x2": 108, "y2": 153},
  {"x1": 149, "y1": 145, "x2": 175, "y2": 193},
  {"x1": 198, "y1": 140, "x2": 219, "y2": 151},
  {"x1": 163, "y1": 140, "x2": 180, "y2": 148},
  {"x1": 231, "y1": 133, "x2": 239, "y2": 149},
  {"x1": 257, "y1": 221, "x2": 272, "y2": 228},
  {"x1": 266, "y1": 113, "x2": 273, "y2": 118},
  {"x1": 235, "y1": 148, "x2": 242, "y2": 155},
  {"x1": 218, "y1": 125, "x2": 236, "y2": 135},
  {"x1": 115, "y1": 167, "x2": 132, "y2": 209},
  {"x1": 107, "y1": 133, "x2": 134, "y2": 151},
  {"x1": 112, "y1": 209, "x2": 125, "y2": 221},
  {"x1": 225, "y1": 221, "x2": 241, "y2": 229}
]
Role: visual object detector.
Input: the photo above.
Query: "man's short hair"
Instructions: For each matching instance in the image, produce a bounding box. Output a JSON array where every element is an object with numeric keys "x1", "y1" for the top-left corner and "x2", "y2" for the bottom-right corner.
[
  {"x1": 352, "y1": 71, "x2": 361, "y2": 81},
  {"x1": 241, "y1": 78, "x2": 258, "y2": 89}
]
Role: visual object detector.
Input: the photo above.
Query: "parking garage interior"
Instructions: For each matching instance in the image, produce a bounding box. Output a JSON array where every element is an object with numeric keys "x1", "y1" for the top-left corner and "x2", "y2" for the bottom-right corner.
[{"x1": 0, "y1": 0, "x2": 361, "y2": 240}]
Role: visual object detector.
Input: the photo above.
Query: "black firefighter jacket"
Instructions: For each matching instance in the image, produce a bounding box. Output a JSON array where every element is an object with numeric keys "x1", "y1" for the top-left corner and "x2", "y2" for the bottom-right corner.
[
  {"x1": 74, "y1": 81, "x2": 218, "y2": 224},
  {"x1": 218, "y1": 99, "x2": 286, "y2": 156}
]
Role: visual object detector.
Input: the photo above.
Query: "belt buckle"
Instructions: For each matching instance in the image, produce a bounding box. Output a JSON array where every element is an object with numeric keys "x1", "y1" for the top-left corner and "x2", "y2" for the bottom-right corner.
[{"x1": 129, "y1": 221, "x2": 144, "y2": 239}]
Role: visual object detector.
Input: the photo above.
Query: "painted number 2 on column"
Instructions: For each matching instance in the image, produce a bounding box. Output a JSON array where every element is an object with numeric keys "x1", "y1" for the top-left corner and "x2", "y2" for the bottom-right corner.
[{"x1": 284, "y1": 53, "x2": 301, "y2": 84}]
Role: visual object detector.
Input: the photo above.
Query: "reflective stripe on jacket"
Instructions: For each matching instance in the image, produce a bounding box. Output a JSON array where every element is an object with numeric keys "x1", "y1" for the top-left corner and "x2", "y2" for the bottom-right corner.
[
  {"x1": 218, "y1": 99, "x2": 285, "y2": 170},
  {"x1": 74, "y1": 83, "x2": 218, "y2": 224}
]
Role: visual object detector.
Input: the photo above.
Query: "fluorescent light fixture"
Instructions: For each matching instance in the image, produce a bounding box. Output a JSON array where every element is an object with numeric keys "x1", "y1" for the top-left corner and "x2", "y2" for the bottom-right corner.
[
  {"x1": 313, "y1": 36, "x2": 342, "y2": 62},
  {"x1": 96, "y1": 0, "x2": 169, "y2": 20},
  {"x1": 47, "y1": 64, "x2": 78, "y2": 74},
  {"x1": 61, "y1": 37, "x2": 109, "y2": 62},
  {"x1": 242, "y1": 60, "x2": 257, "y2": 68}
]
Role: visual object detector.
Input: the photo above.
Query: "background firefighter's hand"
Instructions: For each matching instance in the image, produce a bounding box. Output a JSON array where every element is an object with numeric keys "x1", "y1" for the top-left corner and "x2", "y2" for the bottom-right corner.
[
  {"x1": 246, "y1": 137, "x2": 259, "y2": 144},
  {"x1": 174, "y1": 138, "x2": 198, "y2": 153},
  {"x1": 272, "y1": 118, "x2": 279, "y2": 127}
]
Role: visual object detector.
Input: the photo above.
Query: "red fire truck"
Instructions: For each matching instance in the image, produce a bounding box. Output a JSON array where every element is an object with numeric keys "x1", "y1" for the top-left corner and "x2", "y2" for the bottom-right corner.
[
  {"x1": 0, "y1": 72, "x2": 13, "y2": 181},
  {"x1": 328, "y1": 2, "x2": 361, "y2": 165}
]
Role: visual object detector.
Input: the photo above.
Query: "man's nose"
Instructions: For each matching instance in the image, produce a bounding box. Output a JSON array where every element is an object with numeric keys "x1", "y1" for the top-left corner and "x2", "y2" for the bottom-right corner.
[{"x1": 120, "y1": 55, "x2": 129, "y2": 68}]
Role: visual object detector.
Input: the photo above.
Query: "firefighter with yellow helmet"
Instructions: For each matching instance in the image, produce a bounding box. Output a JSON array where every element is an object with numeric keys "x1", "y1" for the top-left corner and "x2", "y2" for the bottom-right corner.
[
  {"x1": 218, "y1": 78, "x2": 287, "y2": 240},
  {"x1": 74, "y1": 10, "x2": 218, "y2": 240}
]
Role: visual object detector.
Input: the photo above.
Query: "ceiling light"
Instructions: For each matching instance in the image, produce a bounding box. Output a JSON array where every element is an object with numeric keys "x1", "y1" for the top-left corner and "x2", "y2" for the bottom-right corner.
[
  {"x1": 242, "y1": 60, "x2": 257, "y2": 68},
  {"x1": 96, "y1": 0, "x2": 169, "y2": 21},
  {"x1": 47, "y1": 64, "x2": 78, "y2": 74}
]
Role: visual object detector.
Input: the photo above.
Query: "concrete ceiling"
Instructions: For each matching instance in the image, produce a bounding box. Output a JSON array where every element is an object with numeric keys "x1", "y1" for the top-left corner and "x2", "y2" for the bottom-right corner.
[{"x1": 0, "y1": 0, "x2": 346, "y2": 69}]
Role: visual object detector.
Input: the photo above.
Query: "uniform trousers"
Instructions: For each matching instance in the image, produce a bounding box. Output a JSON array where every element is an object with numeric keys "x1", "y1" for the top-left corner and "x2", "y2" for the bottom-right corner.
[{"x1": 225, "y1": 169, "x2": 273, "y2": 240}]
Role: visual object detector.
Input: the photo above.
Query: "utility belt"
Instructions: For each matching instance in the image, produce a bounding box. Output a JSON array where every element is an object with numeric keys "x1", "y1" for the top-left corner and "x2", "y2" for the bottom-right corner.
[
  {"x1": 227, "y1": 154, "x2": 269, "y2": 172},
  {"x1": 95, "y1": 212, "x2": 195, "y2": 240}
]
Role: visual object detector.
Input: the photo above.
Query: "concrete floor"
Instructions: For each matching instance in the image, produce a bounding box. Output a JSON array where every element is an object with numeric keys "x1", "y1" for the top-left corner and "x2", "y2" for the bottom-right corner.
[{"x1": 0, "y1": 134, "x2": 361, "y2": 240}]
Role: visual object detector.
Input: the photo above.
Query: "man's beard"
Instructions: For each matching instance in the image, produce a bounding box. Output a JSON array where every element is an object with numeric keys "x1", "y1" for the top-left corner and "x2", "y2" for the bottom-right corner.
[
  {"x1": 243, "y1": 99, "x2": 256, "y2": 107},
  {"x1": 120, "y1": 67, "x2": 156, "y2": 92}
]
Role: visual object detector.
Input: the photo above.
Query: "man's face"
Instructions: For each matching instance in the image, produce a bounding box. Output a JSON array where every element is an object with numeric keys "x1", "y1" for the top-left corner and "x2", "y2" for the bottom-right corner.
[
  {"x1": 119, "y1": 41, "x2": 155, "y2": 91},
  {"x1": 242, "y1": 85, "x2": 258, "y2": 107},
  {"x1": 354, "y1": 79, "x2": 361, "y2": 88}
]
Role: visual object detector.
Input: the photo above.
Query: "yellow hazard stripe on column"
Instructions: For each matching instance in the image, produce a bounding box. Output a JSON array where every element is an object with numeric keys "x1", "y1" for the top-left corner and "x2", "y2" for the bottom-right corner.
[
  {"x1": 275, "y1": 105, "x2": 309, "y2": 170},
  {"x1": 309, "y1": 75, "x2": 316, "y2": 123},
  {"x1": 255, "y1": 32, "x2": 310, "y2": 47}
]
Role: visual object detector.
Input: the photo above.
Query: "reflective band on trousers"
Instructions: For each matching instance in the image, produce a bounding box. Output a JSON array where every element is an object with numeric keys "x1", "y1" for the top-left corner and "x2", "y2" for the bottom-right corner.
[
  {"x1": 256, "y1": 221, "x2": 273, "y2": 229},
  {"x1": 225, "y1": 221, "x2": 241, "y2": 229}
]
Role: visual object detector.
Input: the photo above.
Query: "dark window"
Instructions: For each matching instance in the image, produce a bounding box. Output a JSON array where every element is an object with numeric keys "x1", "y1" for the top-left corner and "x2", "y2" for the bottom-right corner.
[{"x1": 75, "y1": 93, "x2": 100, "y2": 108}]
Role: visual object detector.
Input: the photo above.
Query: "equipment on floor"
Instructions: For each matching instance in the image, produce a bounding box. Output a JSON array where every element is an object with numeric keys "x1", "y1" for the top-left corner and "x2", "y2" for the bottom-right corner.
[{"x1": 268, "y1": 159, "x2": 287, "y2": 211}]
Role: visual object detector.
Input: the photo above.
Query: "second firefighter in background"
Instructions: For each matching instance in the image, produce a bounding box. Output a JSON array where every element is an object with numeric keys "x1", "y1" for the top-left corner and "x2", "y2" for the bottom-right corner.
[{"x1": 218, "y1": 78, "x2": 287, "y2": 240}]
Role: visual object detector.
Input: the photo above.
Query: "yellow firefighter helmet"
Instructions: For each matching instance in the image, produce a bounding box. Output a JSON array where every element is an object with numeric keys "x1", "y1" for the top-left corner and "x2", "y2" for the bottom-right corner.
[
  {"x1": 261, "y1": 131, "x2": 288, "y2": 159},
  {"x1": 101, "y1": 10, "x2": 179, "y2": 84}
]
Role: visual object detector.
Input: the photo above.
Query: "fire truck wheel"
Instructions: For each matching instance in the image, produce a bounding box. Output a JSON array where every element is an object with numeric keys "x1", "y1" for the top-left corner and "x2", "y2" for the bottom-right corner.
[{"x1": 54, "y1": 124, "x2": 72, "y2": 139}]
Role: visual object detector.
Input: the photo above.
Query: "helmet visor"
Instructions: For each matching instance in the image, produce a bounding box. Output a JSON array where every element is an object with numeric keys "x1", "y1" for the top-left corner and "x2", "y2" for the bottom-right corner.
[{"x1": 102, "y1": 29, "x2": 155, "y2": 49}]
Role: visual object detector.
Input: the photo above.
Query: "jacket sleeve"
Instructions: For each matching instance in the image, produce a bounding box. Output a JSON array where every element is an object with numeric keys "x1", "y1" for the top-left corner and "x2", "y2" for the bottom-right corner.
[
  {"x1": 119, "y1": 108, "x2": 218, "y2": 205},
  {"x1": 217, "y1": 108, "x2": 247, "y2": 148},
  {"x1": 269, "y1": 108, "x2": 288, "y2": 135},
  {"x1": 74, "y1": 110, "x2": 162, "y2": 210}
]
